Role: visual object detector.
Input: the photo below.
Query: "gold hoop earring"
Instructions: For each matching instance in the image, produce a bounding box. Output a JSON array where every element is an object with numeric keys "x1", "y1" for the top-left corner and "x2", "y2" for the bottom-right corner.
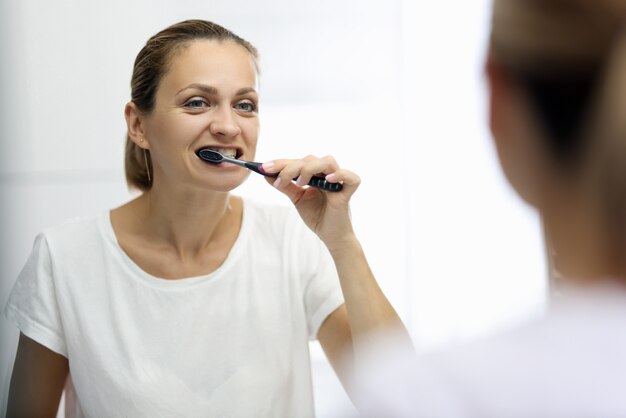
[{"x1": 143, "y1": 149, "x2": 151, "y2": 183}]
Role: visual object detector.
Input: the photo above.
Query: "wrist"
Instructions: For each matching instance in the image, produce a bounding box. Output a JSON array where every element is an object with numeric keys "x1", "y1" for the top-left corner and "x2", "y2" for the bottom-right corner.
[{"x1": 324, "y1": 233, "x2": 362, "y2": 256}]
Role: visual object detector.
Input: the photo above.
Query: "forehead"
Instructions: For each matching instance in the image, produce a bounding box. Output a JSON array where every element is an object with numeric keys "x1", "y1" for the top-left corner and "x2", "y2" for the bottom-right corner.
[{"x1": 160, "y1": 40, "x2": 258, "y2": 94}]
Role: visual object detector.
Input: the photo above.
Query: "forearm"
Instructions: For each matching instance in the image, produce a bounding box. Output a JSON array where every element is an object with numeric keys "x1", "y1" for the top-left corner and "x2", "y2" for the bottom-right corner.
[{"x1": 327, "y1": 236, "x2": 411, "y2": 350}]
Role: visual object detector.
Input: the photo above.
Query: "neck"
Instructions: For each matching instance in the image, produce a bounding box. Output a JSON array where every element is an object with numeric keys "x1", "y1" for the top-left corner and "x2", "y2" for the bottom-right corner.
[
  {"x1": 543, "y1": 193, "x2": 620, "y2": 285},
  {"x1": 133, "y1": 182, "x2": 239, "y2": 258}
]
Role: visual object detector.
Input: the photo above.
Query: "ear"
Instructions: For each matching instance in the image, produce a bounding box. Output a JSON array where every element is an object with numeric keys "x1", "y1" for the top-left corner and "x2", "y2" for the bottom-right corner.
[
  {"x1": 125, "y1": 102, "x2": 150, "y2": 149},
  {"x1": 485, "y1": 53, "x2": 508, "y2": 147}
]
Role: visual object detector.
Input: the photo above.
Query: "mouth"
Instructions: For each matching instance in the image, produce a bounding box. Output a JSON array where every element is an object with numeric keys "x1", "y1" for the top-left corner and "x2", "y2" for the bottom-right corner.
[{"x1": 195, "y1": 146, "x2": 243, "y2": 160}]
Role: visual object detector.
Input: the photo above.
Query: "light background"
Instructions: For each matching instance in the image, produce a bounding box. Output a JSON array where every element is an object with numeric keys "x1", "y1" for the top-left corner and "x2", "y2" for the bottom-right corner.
[{"x1": 0, "y1": 0, "x2": 547, "y2": 416}]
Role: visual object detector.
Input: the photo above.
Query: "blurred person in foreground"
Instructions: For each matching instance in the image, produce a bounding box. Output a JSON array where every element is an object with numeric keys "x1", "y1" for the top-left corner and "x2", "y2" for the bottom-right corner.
[{"x1": 352, "y1": 0, "x2": 626, "y2": 416}]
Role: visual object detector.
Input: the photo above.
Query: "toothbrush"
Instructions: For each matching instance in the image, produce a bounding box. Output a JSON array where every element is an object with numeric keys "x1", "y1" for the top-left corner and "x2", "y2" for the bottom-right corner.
[{"x1": 196, "y1": 148, "x2": 343, "y2": 192}]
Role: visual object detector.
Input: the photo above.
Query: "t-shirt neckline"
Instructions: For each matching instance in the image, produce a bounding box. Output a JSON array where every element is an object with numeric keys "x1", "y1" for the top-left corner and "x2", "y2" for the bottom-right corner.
[{"x1": 100, "y1": 198, "x2": 250, "y2": 289}]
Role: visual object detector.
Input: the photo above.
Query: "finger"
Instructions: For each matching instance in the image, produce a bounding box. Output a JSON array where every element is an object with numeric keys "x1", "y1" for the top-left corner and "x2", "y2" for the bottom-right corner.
[
  {"x1": 262, "y1": 159, "x2": 305, "y2": 192},
  {"x1": 294, "y1": 155, "x2": 340, "y2": 187},
  {"x1": 264, "y1": 175, "x2": 308, "y2": 204},
  {"x1": 275, "y1": 159, "x2": 307, "y2": 189},
  {"x1": 260, "y1": 159, "x2": 291, "y2": 175},
  {"x1": 325, "y1": 168, "x2": 360, "y2": 185},
  {"x1": 324, "y1": 168, "x2": 361, "y2": 197},
  {"x1": 262, "y1": 155, "x2": 317, "y2": 179}
]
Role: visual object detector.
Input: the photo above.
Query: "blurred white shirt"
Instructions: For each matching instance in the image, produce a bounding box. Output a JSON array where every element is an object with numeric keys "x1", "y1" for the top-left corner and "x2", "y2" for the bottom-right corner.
[{"x1": 353, "y1": 282, "x2": 626, "y2": 417}]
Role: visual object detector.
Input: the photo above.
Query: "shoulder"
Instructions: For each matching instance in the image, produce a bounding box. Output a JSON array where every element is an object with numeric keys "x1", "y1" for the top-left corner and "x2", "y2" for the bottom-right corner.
[
  {"x1": 38, "y1": 214, "x2": 107, "y2": 255},
  {"x1": 356, "y1": 304, "x2": 626, "y2": 417}
]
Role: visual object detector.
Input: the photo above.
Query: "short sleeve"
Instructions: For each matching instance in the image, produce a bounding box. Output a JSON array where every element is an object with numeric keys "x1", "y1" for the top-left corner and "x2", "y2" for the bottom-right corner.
[
  {"x1": 296, "y1": 226, "x2": 344, "y2": 341},
  {"x1": 4, "y1": 234, "x2": 68, "y2": 357}
]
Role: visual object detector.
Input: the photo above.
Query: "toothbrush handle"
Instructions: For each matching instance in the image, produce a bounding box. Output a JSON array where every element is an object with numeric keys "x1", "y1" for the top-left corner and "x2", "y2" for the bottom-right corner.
[
  {"x1": 245, "y1": 162, "x2": 343, "y2": 192},
  {"x1": 306, "y1": 176, "x2": 343, "y2": 192},
  {"x1": 244, "y1": 162, "x2": 278, "y2": 178}
]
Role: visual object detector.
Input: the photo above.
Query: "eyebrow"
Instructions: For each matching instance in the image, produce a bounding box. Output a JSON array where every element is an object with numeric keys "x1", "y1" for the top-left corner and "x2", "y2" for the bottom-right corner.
[
  {"x1": 176, "y1": 84, "x2": 257, "y2": 96},
  {"x1": 235, "y1": 87, "x2": 257, "y2": 96}
]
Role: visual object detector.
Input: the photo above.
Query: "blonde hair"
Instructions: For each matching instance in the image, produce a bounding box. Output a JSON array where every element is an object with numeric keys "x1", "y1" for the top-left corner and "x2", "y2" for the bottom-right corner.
[
  {"x1": 124, "y1": 20, "x2": 259, "y2": 191},
  {"x1": 490, "y1": 0, "x2": 626, "y2": 264}
]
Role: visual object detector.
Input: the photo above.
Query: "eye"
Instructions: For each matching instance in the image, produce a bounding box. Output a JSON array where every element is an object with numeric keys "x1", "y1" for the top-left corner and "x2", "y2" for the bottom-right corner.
[
  {"x1": 234, "y1": 100, "x2": 257, "y2": 113},
  {"x1": 183, "y1": 97, "x2": 209, "y2": 110}
]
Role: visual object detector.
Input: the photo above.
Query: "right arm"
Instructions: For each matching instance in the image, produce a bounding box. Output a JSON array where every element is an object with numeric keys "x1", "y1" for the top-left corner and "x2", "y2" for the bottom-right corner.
[{"x1": 7, "y1": 332, "x2": 68, "y2": 418}]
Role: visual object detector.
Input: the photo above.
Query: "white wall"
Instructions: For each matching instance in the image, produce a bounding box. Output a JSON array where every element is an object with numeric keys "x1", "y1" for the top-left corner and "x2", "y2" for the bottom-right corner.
[
  {"x1": 0, "y1": 0, "x2": 546, "y2": 416},
  {"x1": 400, "y1": 0, "x2": 547, "y2": 350}
]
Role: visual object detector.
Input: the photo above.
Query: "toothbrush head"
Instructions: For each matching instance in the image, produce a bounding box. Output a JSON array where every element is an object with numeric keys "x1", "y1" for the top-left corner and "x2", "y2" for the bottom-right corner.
[{"x1": 196, "y1": 148, "x2": 224, "y2": 163}]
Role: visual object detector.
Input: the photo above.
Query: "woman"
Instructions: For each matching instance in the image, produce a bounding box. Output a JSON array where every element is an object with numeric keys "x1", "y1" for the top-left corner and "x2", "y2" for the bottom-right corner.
[
  {"x1": 5, "y1": 20, "x2": 406, "y2": 417},
  {"x1": 354, "y1": 0, "x2": 626, "y2": 416}
]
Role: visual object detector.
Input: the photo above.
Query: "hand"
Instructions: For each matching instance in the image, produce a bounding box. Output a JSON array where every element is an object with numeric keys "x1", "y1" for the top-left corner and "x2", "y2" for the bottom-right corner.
[{"x1": 261, "y1": 155, "x2": 361, "y2": 249}]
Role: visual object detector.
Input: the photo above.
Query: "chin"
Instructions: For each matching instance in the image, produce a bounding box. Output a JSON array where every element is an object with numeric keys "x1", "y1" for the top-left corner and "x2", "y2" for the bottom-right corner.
[{"x1": 203, "y1": 174, "x2": 250, "y2": 193}]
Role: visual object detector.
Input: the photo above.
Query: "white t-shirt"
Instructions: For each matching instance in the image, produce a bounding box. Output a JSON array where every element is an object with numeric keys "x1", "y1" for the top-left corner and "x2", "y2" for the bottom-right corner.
[
  {"x1": 353, "y1": 284, "x2": 626, "y2": 417},
  {"x1": 5, "y1": 199, "x2": 344, "y2": 418}
]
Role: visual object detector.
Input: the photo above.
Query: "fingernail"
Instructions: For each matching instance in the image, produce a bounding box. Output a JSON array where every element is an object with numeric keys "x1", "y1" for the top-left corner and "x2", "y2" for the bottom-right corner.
[
  {"x1": 295, "y1": 176, "x2": 305, "y2": 186},
  {"x1": 262, "y1": 161, "x2": 275, "y2": 172},
  {"x1": 273, "y1": 177, "x2": 282, "y2": 189},
  {"x1": 326, "y1": 173, "x2": 337, "y2": 182}
]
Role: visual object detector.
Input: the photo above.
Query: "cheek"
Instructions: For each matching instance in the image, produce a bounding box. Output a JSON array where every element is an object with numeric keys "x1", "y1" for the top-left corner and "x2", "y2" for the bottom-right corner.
[
  {"x1": 149, "y1": 114, "x2": 205, "y2": 145},
  {"x1": 145, "y1": 114, "x2": 175, "y2": 144},
  {"x1": 504, "y1": 110, "x2": 551, "y2": 207},
  {"x1": 242, "y1": 119, "x2": 260, "y2": 145}
]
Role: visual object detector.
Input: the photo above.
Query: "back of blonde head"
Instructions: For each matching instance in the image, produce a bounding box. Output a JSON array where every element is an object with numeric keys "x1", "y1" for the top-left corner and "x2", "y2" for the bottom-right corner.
[{"x1": 490, "y1": 0, "x2": 626, "y2": 268}]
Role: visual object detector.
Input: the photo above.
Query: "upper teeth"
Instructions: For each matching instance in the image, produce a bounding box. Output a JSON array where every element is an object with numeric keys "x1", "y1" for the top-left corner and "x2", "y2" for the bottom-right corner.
[{"x1": 208, "y1": 147, "x2": 237, "y2": 158}]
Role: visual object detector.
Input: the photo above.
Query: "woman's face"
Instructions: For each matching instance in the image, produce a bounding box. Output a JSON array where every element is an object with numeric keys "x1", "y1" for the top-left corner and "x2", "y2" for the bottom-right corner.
[{"x1": 143, "y1": 40, "x2": 259, "y2": 192}]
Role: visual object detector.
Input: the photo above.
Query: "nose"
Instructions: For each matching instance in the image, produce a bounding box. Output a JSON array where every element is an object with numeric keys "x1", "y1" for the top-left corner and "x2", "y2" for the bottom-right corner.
[{"x1": 209, "y1": 106, "x2": 241, "y2": 139}]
